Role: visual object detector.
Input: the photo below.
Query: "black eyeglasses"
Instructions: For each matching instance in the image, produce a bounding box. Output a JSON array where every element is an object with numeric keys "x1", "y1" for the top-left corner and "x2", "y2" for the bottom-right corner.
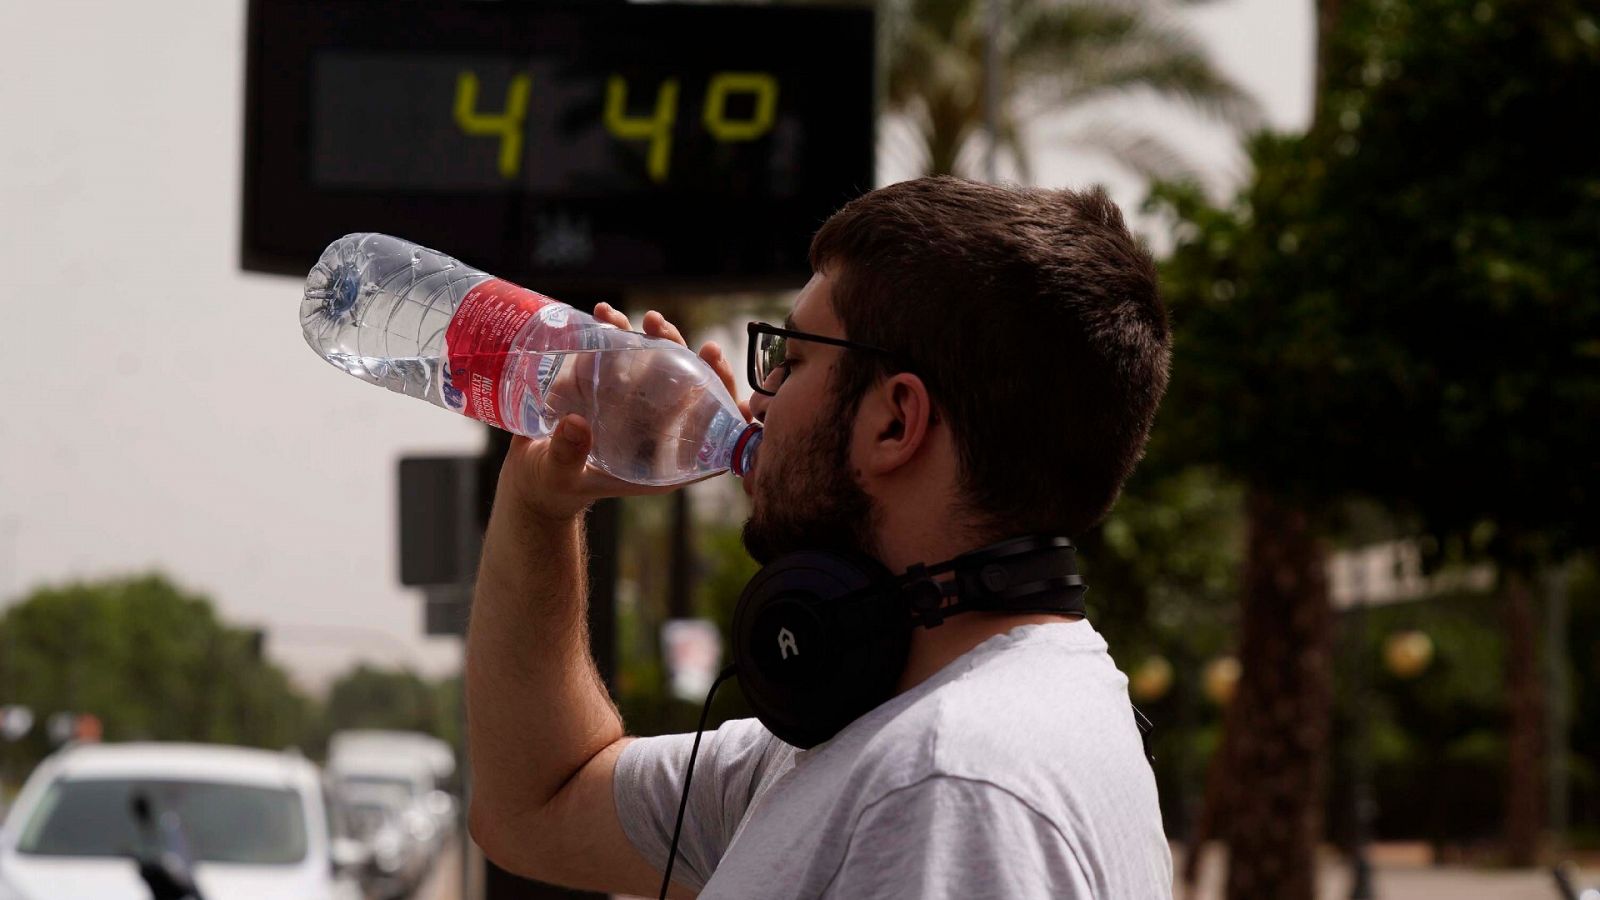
[{"x1": 745, "y1": 321, "x2": 899, "y2": 397}]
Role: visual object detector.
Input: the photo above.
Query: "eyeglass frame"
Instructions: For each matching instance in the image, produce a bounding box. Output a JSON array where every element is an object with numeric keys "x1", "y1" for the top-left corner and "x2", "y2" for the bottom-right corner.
[{"x1": 745, "y1": 321, "x2": 910, "y2": 397}]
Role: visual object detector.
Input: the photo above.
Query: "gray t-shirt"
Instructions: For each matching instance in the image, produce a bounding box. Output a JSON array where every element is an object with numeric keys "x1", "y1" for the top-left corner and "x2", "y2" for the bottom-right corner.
[{"x1": 614, "y1": 620, "x2": 1172, "y2": 898}]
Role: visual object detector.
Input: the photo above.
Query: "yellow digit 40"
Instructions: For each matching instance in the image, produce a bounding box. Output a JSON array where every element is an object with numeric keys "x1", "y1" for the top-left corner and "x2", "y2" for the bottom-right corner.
[
  {"x1": 605, "y1": 76, "x2": 679, "y2": 184},
  {"x1": 605, "y1": 72, "x2": 779, "y2": 184},
  {"x1": 454, "y1": 71, "x2": 532, "y2": 180}
]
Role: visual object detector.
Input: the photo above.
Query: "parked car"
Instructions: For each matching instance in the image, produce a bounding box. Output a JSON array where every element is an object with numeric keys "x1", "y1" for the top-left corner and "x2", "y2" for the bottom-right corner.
[
  {"x1": 0, "y1": 743, "x2": 366, "y2": 900},
  {"x1": 328, "y1": 748, "x2": 445, "y2": 855},
  {"x1": 329, "y1": 730, "x2": 457, "y2": 838},
  {"x1": 327, "y1": 731, "x2": 453, "y2": 783},
  {"x1": 340, "y1": 782, "x2": 432, "y2": 900}
]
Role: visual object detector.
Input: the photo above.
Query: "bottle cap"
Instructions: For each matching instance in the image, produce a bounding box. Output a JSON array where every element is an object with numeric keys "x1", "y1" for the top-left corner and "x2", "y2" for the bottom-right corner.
[{"x1": 731, "y1": 423, "x2": 763, "y2": 477}]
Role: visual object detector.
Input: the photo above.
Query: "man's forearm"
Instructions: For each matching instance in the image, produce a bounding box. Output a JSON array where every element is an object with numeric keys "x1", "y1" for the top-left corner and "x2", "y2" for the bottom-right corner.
[{"x1": 465, "y1": 487, "x2": 624, "y2": 826}]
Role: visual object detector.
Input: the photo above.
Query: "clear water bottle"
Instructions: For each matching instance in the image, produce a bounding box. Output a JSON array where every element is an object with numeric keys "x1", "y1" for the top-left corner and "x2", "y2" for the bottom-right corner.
[{"x1": 301, "y1": 233, "x2": 762, "y2": 486}]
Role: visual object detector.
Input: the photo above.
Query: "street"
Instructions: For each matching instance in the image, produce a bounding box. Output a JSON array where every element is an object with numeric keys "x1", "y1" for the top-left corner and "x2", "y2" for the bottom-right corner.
[
  {"x1": 1179, "y1": 843, "x2": 1600, "y2": 900},
  {"x1": 412, "y1": 839, "x2": 463, "y2": 900},
  {"x1": 418, "y1": 839, "x2": 1600, "y2": 900}
]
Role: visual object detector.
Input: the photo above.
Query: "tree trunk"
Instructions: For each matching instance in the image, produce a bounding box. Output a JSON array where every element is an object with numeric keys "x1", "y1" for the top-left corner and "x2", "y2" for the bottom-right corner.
[
  {"x1": 1207, "y1": 1, "x2": 1345, "y2": 893},
  {"x1": 1222, "y1": 488, "x2": 1335, "y2": 900},
  {"x1": 1179, "y1": 696, "x2": 1240, "y2": 899},
  {"x1": 927, "y1": 127, "x2": 963, "y2": 177},
  {"x1": 1502, "y1": 565, "x2": 1544, "y2": 865},
  {"x1": 1312, "y1": 0, "x2": 1344, "y2": 126}
]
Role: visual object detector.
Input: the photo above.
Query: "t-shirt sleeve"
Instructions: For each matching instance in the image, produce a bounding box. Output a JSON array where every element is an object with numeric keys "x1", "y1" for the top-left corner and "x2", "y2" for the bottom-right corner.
[
  {"x1": 821, "y1": 775, "x2": 1095, "y2": 900},
  {"x1": 612, "y1": 717, "x2": 784, "y2": 891}
]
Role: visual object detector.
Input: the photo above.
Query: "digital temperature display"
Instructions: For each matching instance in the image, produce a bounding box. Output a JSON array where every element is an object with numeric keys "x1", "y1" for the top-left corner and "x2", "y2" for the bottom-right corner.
[
  {"x1": 243, "y1": 1, "x2": 874, "y2": 290},
  {"x1": 312, "y1": 56, "x2": 798, "y2": 196}
]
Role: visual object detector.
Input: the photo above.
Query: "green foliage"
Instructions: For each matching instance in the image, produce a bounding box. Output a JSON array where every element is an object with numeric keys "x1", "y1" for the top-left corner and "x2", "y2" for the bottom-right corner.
[
  {"x1": 1076, "y1": 462, "x2": 1246, "y2": 837},
  {"x1": 308, "y1": 665, "x2": 461, "y2": 763},
  {"x1": 1322, "y1": 589, "x2": 1516, "y2": 845},
  {"x1": 1082, "y1": 464, "x2": 1245, "y2": 663},
  {"x1": 0, "y1": 574, "x2": 467, "y2": 790},
  {"x1": 1146, "y1": 0, "x2": 1600, "y2": 854},
  {"x1": 616, "y1": 515, "x2": 760, "y2": 737},
  {"x1": 323, "y1": 665, "x2": 439, "y2": 733},
  {"x1": 0, "y1": 574, "x2": 311, "y2": 780},
  {"x1": 694, "y1": 523, "x2": 762, "y2": 726},
  {"x1": 1150, "y1": 0, "x2": 1600, "y2": 556},
  {"x1": 1312, "y1": 547, "x2": 1600, "y2": 845}
]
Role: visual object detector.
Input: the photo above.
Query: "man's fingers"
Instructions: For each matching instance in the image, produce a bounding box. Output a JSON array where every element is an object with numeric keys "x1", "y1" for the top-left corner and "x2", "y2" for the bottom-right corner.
[
  {"x1": 594, "y1": 302, "x2": 632, "y2": 331},
  {"x1": 594, "y1": 304, "x2": 687, "y2": 349},
  {"x1": 697, "y1": 340, "x2": 724, "y2": 371},
  {"x1": 699, "y1": 340, "x2": 749, "y2": 419},
  {"x1": 547, "y1": 414, "x2": 592, "y2": 469},
  {"x1": 643, "y1": 310, "x2": 686, "y2": 346}
]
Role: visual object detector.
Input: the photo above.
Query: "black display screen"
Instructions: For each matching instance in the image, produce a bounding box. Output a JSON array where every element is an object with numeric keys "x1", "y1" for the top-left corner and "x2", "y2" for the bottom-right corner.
[
  {"x1": 243, "y1": 1, "x2": 875, "y2": 290},
  {"x1": 310, "y1": 53, "x2": 808, "y2": 197}
]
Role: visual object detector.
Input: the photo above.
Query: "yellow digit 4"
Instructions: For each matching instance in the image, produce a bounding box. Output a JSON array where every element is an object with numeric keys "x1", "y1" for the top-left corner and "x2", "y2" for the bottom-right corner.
[
  {"x1": 703, "y1": 73, "x2": 778, "y2": 142},
  {"x1": 454, "y1": 71, "x2": 532, "y2": 180},
  {"x1": 604, "y1": 75, "x2": 679, "y2": 184}
]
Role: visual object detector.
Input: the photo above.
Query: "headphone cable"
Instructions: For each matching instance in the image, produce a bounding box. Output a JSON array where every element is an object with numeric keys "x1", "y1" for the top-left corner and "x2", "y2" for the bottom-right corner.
[{"x1": 659, "y1": 664, "x2": 739, "y2": 900}]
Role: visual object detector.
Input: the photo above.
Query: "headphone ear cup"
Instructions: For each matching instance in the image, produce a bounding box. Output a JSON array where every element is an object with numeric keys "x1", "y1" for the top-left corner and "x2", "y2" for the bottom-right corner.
[{"x1": 731, "y1": 550, "x2": 910, "y2": 749}]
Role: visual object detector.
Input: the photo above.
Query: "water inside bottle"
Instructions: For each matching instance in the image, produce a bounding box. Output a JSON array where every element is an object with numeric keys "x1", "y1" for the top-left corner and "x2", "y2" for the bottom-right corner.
[
  {"x1": 505, "y1": 346, "x2": 748, "y2": 486},
  {"x1": 320, "y1": 352, "x2": 442, "y2": 402}
]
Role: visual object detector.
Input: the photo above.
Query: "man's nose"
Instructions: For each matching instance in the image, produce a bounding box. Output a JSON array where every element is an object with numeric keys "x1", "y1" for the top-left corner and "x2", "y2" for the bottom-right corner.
[{"x1": 749, "y1": 389, "x2": 771, "y2": 424}]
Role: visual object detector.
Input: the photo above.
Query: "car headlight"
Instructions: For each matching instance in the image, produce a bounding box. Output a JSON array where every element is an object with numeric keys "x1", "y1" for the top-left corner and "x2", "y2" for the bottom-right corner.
[
  {"x1": 405, "y1": 810, "x2": 435, "y2": 843},
  {"x1": 372, "y1": 830, "x2": 405, "y2": 873}
]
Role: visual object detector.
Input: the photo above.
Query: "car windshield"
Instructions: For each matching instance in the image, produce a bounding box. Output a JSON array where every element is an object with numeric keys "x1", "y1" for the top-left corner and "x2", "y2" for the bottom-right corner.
[
  {"x1": 16, "y1": 778, "x2": 307, "y2": 865},
  {"x1": 340, "y1": 774, "x2": 417, "y2": 797},
  {"x1": 344, "y1": 801, "x2": 394, "y2": 838}
]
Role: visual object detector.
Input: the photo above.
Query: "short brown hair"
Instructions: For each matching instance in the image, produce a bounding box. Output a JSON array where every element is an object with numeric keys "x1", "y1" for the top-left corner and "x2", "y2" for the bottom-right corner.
[{"x1": 810, "y1": 176, "x2": 1170, "y2": 540}]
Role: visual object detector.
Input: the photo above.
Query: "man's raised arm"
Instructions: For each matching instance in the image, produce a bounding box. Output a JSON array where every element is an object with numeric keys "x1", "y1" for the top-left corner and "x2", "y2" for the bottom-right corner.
[
  {"x1": 465, "y1": 416, "x2": 697, "y2": 897},
  {"x1": 464, "y1": 304, "x2": 745, "y2": 897}
]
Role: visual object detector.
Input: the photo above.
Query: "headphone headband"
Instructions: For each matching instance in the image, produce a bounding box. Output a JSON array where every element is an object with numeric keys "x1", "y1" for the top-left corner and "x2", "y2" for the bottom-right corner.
[{"x1": 898, "y1": 535, "x2": 1087, "y2": 628}]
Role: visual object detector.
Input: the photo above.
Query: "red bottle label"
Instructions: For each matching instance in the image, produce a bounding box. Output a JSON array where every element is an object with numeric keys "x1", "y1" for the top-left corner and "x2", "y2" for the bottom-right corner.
[{"x1": 441, "y1": 278, "x2": 559, "y2": 430}]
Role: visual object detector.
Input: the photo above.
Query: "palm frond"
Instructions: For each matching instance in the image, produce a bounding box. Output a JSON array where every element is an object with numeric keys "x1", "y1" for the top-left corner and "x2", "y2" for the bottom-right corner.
[
  {"x1": 1008, "y1": 2, "x2": 1147, "y2": 66},
  {"x1": 1013, "y1": 11, "x2": 1263, "y2": 129},
  {"x1": 1053, "y1": 121, "x2": 1205, "y2": 182},
  {"x1": 994, "y1": 114, "x2": 1036, "y2": 183},
  {"x1": 879, "y1": 0, "x2": 1262, "y2": 181},
  {"x1": 878, "y1": 113, "x2": 933, "y2": 176}
]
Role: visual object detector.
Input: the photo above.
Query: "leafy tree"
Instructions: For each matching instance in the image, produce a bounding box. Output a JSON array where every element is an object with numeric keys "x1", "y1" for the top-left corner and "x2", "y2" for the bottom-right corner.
[
  {"x1": 1153, "y1": 0, "x2": 1600, "y2": 885},
  {"x1": 312, "y1": 664, "x2": 458, "y2": 761},
  {"x1": 1304, "y1": 3, "x2": 1600, "y2": 860},
  {"x1": 0, "y1": 574, "x2": 311, "y2": 781}
]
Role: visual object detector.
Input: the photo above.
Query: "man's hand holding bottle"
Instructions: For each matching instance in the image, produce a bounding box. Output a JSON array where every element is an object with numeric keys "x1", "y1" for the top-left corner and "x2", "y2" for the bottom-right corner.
[{"x1": 504, "y1": 303, "x2": 754, "y2": 523}]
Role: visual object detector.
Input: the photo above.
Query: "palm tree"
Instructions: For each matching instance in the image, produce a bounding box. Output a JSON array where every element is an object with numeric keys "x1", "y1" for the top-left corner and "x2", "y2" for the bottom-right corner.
[{"x1": 880, "y1": 0, "x2": 1262, "y2": 180}]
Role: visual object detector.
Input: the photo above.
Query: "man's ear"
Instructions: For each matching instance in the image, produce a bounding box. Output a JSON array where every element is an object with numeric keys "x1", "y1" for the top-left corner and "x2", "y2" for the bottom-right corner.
[{"x1": 858, "y1": 373, "x2": 936, "y2": 476}]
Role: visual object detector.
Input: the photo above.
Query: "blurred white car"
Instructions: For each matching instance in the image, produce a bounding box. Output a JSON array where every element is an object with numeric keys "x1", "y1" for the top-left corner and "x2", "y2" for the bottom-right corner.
[
  {"x1": 340, "y1": 783, "x2": 432, "y2": 900},
  {"x1": 0, "y1": 743, "x2": 365, "y2": 900},
  {"x1": 327, "y1": 730, "x2": 453, "y2": 782},
  {"x1": 328, "y1": 730, "x2": 457, "y2": 838}
]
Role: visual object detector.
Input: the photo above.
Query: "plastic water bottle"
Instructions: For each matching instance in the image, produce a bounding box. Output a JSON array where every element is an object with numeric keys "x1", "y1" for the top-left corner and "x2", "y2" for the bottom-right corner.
[{"x1": 301, "y1": 233, "x2": 762, "y2": 486}]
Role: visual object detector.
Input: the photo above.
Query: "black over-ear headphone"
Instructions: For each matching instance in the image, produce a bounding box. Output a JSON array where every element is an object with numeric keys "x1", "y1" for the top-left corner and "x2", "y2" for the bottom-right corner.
[
  {"x1": 730, "y1": 533, "x2": 1088, "y2": 749},
  {"x1": 656, "y1": 534, "x2": 1153, "y2": 900}
]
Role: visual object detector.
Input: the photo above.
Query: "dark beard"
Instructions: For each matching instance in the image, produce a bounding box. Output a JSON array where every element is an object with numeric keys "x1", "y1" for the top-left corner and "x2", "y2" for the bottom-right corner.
[{"x1": 741, "y1": 398, "x2": 879, "y2": 566}]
